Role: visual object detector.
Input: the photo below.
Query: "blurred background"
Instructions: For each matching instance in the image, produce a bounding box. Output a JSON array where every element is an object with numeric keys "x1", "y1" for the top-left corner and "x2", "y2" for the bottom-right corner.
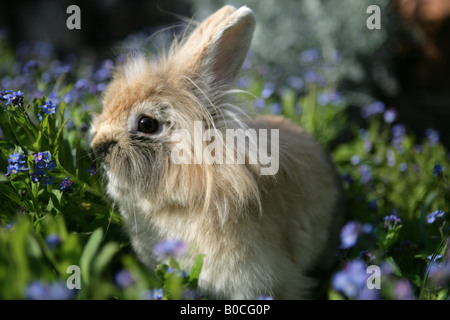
[{"x1": 0, "y1": 0, "x2": 449, "y2": 146}]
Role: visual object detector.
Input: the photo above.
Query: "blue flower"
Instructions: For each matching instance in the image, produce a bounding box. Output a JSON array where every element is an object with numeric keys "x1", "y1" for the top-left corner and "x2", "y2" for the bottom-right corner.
[
  {"x1": 114, "y1": 270, "x2": 135, "y2": 288},
  {"x1": 350, "y1": 155, "x2": 360, "y2": 166},
  {"x1": 361, "y1": 101, "x2": 385, "y2": 118},
  {"x1": 387, "y1": 150, "x2": 396, "y2": 167},
  {"x1": 0, "y1": 90, "x2": 13, "y2": 99},
  {"x1": 34, "y1": 152, "x2": 43, "y2": 163},
  {"x1": 30, "y1": 172, "x2": 40, "y2": 183},
  {"x1": 94, "y1": 59, "x2": 114, "y2": 82},
  {"x1": 183, "y1": 289, "x2": 200, "y2": 300},
  {"x1": 60, "y1": 177, "x2": 74, "y2": 193},
  {"x1": 426, "y1": 210, "x2": 445, "y2": 224},
  {"x1": 42, "y1": 151, "x2": 51, "y2": 162},
  {"x1": 358, "y1": 164, "x2": 372, "y2": 184},
  {"x1": 25, "y1": 281, "x2": 74, "y2": 300},
  {"x1": 46, "y1": 160, "x2": 57, "y2": 171},
  {"x1": 362, "y1": 223, "x2": 373, "y2": 234},
  {"x1": 46, "y1": 282, "x2": 75, "y2": 300},
  {"x1": 7, "y1": 163, "x2": 20, "y2": 175},
  {"x1": 41, "y1": 176, "x2": 54, "y2": 186},
  {"x1": 254, "y1": 99, "x2": 266, "y2": 110},
  {"x1": 384, "y1": 214, "x2": 402, "y2": 228},
  {"x1": 414, "y1": 144, "x2": 422, "y2": 153},
  {"x1": 332, "y1": 260, "x2": 368, "y2": 299},
  {"x1": 428, "y1": 261, "x2": 450, "y2": 286},
  {"x1": 24, "y1": 60, "x2": 39, "y2": 73},
  {"x1": 24, "y1": 281, "x2": 48, "y2": 300},
  {"x1": 286, "y1": 75, "x2": 303, "y2": 90},
  {"x1": 433, "y1": 164, "x2": 444, "y2": 177},
  {"x1": 317, "y1": 90, "x2": 344, "y2": 106},
  {"x1": 1, "y1": 90, "x2": 24, "y2": 107},
  {"x1": 87, "y1": 163, "x2": 97, "y2": 175},
  {"x1": 63, "y1": 92, "x2": 73, "y2": 104},
  {"x1": 393, "y1": 279, "x2": 414, "y2": 300},
  {"x1": 242, "y1": 51, "x2": 252, "y2": 70},
  {"x1": 427, "y1": 254, "x2": 443, "y2": 262},
  {"x1": 301, "y1": 48, "x2": 321, "y2": 63},
  {"x1": 391, "y1": 124, "x2": 406, "y2": 138},
  {"x1": 399, "y1": 162, "x2": 408, "y2": 173},
  {"x1": 34, "y1": 165, "x2": 46, "y2": 176},
  {"x1": 40, "y1": 100, "x2": 56, "y2": 115},
  {"x1": 364, "y1": 140, "x2": 373, "y2": 152},
  {"x1": 5, "y1": 220, "x2": 14, "y2": 231},
  {"x1": 9, "y1": 153, "x2": 25, "y2": 164},
  {"x1": 261, "y1": 82, "x2": 275, "y2": 99},
  {"x1": 46, "y1": 234, "x2": 61, "y2": 249},
  {"x1": 426, "y1": 128, "x2": 439, "y2": 145},
  {"x1": 237, "y1": 77, "x2": 250, "y2": 88},
  {"x1": 304, "y1": 70, "x2": 325, "y2": 85},
  {"x1": 52, "y1": 65, "x2": 71, "y2": 77},
  {"x1": 383, "y1": 108, "x2": 397, "y2": 123},
  {"x1": 391, "y1": 124, "x2": 406, "y2": 152},
  {"x1": 270, "y1": 102, "x2": 282, "y2": 115},
  {"x1": 358, "y1": 286, "x2": 381, "y2": 300},
  {"x1": 147, "y1": 288, "x2": 164, "y2": 300},
  {"x1": 257, "y1": 295, "x2": 274, "y2": 300},
  {"x1": 75, "y1": 79, "x2": 91, "y2": 90},
  {"x1": 154, "y1": 240, "x2": 188, "y2": 259},
  {"x1": 340, "y1": 221, "x2": 361, "y2": 249}
]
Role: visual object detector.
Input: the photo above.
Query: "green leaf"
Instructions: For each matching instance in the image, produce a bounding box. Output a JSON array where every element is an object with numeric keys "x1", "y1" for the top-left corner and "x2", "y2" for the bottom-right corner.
[
  {"x1": 80, "y1": 228, "x2": 103, "y2": 286},
  {"x1": 45, "y1": 192, "x2": 62, "y2": 214},
  {"x1": 93, "y1": 242, "x2": 119, "y2": 276},
  {"x1": 59, "y1": 100, "x2": 67, "y2": 125},
  {"x1": 384, "y1": 225, "x2": 402, "y2": 249},
  {"x1": 0, "y1": 183, "x2": 34, "y2": 212},
  {"x1": 0, "y1": 108, "x2": 21, "y2": 147},
  {"x1": 328, "y1": 290, "x2": 345, "y2": 300},
  {"x1": 385, "y1": 257, "x2": 402, "y2": 277},
  {"x1": 375, "y1": 225, "x2": 402, "y2": 250},
  {"x1": 26, "y1": 235, "x2": 42, "y2": 259},
  {"x1": 188, "y1": 254, "x2": 204, "y2": 289},
  {"x1": 169, "y1": 257, "x2": 181, "y2": 270},
  {"x1": 155, "y1": 263, "x2": 169, "y2": 283},
  {"x1": 281, "y1": 89, "x2": 296, "y2": 118}
]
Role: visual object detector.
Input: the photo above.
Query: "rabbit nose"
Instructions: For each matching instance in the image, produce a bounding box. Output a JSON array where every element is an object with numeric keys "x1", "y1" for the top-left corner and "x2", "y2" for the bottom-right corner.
[
  {"x1": 90, "y1": 125, "x2": 120, "y2": 159},
  {"x1": 92, "y1": 139, "x2": 117, "y2": 160}
]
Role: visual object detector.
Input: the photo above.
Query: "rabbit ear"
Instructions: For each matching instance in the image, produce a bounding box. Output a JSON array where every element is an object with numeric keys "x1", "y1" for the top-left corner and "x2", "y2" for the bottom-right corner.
[
  {"x1": 181, "y1": 5, "x2": 237, "y2": 52},
  {"x1": 178, "y1": 5, "x2": 256, "y2": 88}
]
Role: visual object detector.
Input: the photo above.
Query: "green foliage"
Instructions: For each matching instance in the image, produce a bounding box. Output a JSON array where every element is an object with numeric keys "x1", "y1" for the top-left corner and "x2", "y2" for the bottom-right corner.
[{"x1": 0, "y1": 35, "x2": 203, "y2": 300}]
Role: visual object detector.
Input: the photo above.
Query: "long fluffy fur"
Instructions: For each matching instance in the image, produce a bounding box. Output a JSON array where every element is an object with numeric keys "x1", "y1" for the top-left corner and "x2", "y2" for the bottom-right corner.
[{"x1": 90, "y1": 5, "x2": 344, "y2": 299}]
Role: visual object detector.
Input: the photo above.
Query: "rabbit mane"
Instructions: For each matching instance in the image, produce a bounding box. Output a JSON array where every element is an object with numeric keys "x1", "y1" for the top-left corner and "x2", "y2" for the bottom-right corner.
[{"x1": 96, "y1": 7, "x2": 267, "y2": 227}]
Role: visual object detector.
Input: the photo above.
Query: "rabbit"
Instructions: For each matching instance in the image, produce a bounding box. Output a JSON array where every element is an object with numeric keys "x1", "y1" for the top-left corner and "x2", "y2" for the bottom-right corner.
[{"x1": 90, "y1": 5, "x2": 345, "y2": 299}]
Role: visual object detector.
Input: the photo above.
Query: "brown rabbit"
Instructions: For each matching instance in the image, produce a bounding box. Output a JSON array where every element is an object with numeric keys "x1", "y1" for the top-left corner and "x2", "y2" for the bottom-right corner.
[{"x1": 90, "y1": 5, "x2": 344, "y2": 299}]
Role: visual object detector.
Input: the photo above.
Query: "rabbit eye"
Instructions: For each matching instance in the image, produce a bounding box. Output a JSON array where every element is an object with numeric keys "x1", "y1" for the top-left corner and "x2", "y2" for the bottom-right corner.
[{"x1": 137, "y1": 116, "x2": 159, "y2": 134}]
